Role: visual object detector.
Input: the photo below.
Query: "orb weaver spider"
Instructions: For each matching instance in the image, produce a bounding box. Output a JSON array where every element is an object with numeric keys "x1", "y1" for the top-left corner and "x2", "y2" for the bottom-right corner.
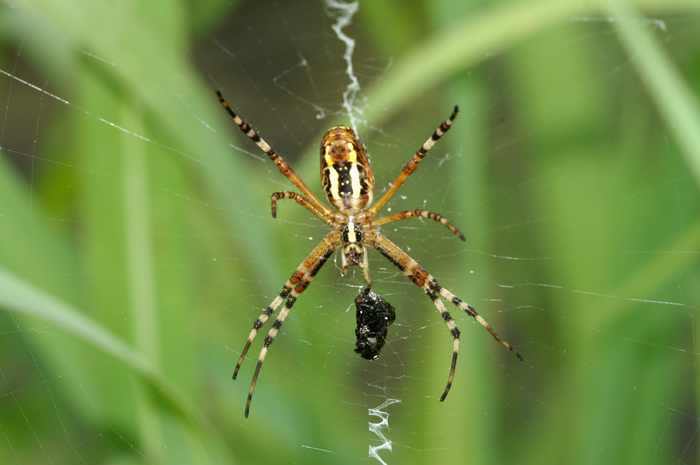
[{"x1": 217, "y1": 91, "x2": 522, "y2": 417}]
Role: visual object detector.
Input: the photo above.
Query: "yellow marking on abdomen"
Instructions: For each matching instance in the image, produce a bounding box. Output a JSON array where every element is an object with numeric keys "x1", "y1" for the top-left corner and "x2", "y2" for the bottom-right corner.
[
  {"x1": 324, "y1": 152, "x2": 341, "y2": 202},
  {"x1": 349, "y1": 162, "x2": 362, "y2": 199}
]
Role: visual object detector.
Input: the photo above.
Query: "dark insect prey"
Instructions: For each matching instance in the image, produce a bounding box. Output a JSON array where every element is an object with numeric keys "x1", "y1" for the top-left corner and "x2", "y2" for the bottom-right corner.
[{"x1": 354, "y1": 288, "x2": 396, "y2": 360}]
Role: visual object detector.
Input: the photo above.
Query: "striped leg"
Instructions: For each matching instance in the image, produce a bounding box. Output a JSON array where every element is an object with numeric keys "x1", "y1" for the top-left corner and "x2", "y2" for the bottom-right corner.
[
  {"x1": 369, "y1": 232, "x2": 521, "y2": 401},
  {"x1": 232, "y1": 289, "x2": 288, "y2": 380},
  {"x1": 371, "y1": 209, "x2": 466, "y2": 241},
  {"x1": 271, "y1": 192, "x2": 333, "y2": 225},
  {"x1": 368, "y1": 106, "x2": 459, "y2": 216},
  {"x1": 436, "y1": 286, "x2": 523, "y2": 361},
  {"x1": 430, "y1": 282, "x2": 523, "y2": 400},
  {"x1": 217, "y1": 91, "x2": 334, "y2": 221},
  {"x1": 236, "y1": 231, "x2": 342, "y2": 418}
]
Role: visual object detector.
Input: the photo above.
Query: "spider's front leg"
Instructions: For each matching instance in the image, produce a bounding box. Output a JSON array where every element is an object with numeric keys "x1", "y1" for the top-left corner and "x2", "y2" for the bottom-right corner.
[
  {"x1": 233, "y1": 230, "x2": 342, "y2": 417},
  {"x1": 368, "y1": 231, "x2": 521, "y2": 401}
]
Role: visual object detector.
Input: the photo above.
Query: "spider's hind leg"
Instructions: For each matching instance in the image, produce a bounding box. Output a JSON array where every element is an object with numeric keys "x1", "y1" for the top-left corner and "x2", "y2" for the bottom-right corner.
[
  {"x1": 368, "y1": 106, "x2": 459, "y2": 216},
  {"x1": 216, "y1": 90, "x2": 334, "y2": 220}
]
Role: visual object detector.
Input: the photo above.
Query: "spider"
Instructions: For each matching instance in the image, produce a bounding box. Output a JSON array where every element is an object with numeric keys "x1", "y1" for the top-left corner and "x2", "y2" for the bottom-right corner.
[
  {"x1": 354, "y1": 287, "x2": 396, "y2": 360},
  {"x1": 217, "y1": 91, "x2": 523, "y2": 417}
]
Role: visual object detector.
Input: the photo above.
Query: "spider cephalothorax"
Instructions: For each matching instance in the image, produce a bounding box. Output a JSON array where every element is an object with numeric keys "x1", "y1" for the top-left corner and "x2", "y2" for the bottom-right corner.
[{"x1": 217, "y1": 91, "x2": 522, "y2": 418}]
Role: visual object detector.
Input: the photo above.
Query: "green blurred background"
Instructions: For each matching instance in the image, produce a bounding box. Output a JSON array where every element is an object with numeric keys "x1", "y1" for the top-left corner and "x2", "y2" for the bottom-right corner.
[{"x1": 1, "y1": 0, "x2": 699, "y2": 463}]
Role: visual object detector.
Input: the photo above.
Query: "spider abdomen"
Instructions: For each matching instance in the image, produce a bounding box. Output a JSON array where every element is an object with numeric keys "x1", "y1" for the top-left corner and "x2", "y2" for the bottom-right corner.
[{"x1": 321, "y1": 126, "x2": 375, "y2": 213}]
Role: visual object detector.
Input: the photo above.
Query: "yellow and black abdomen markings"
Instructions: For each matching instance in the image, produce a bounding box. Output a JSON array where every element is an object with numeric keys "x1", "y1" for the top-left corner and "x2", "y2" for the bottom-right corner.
[
  {"x1": 320, "y1": 125, "x2": 375, "y2": 212},
  {"x1": 323, "y1": 159, "x2": 371, "y2": 211}
]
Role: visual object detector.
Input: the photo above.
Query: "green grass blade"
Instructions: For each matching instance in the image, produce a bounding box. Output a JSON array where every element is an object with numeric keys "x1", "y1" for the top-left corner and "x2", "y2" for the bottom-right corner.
[
  {"x1": 0, "y1": 264, "x2": 235, "y2": 463},
  {"x1": 606, "y1": 0, "x2": 700, "y2": 187},
  {"x1": 363, "y1": 0, "x2": 700, "y2": 123}
]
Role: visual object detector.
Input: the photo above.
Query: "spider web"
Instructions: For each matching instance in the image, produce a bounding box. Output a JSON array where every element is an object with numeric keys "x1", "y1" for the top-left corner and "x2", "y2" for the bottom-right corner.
[{"x1": 1, "y1": 0, "x2": 700, "y2": 464}]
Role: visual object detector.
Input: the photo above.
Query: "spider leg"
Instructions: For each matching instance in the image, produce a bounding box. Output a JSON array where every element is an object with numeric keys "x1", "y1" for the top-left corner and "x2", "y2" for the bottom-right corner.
[
  {"x1": 368, "y1": 232, "x2": 521, "y2": 402},
  {"x1": 271, "y1": 192, "x2": 334, "y2": 226},
  {"x1": 236, "y1": 231, "x2": 342, "y2": 418},
  {"x1": 231, "y1": 230, "x2": 337, "y2": 378},
  {"x1": 361, "y1": 248, "x2": 372, "y2": 287},
  {"x1": 233, "y1": 197, "x2": 331, "y2": 376},
  {"x1": 217, "y1": 91, "x2": 334, "y2": 220},
  {"x1": 368, "y1": 106, "x2": 458, "y2": 217},
  {"x1": 371, "y1": 209, "x2": 466, "y2": 241},
  {"x1": 436, "y1": 286, "x2": 523, "y2": 360},
  {"x1": 232, "y1": 293, "x2": 286, "y2": 381}
]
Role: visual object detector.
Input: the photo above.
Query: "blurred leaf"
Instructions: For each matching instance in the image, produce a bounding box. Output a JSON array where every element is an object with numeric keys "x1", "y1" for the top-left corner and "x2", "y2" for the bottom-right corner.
[
  {"x1": 0, "y1": 263, "x2": 235, "y2": 462},
  {"x1": 607, "y1": 0, "x2": 700, "y2": 187}
]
